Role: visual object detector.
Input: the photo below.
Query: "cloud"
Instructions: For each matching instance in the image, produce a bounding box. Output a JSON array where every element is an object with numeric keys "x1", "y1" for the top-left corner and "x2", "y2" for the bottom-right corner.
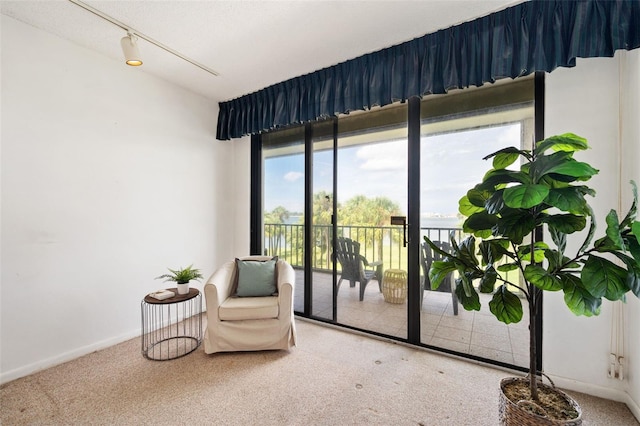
[
  {"x1": 497, "y1": 123, "x2": 522, "y2": 145},
  {"x1": 283, "y1": 171, "x2": 303, "y2": 182},
  {"x1": 356, "y1": 141, "x2": 407, "y2": 171}
]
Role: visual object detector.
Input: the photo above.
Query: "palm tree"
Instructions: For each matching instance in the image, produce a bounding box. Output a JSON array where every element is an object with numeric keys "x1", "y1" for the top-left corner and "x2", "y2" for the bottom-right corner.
[
  {"x1": 339, "y1": 195, "x2": 402, "y2": 259},
  {"x1": 264, "y1": 206, "x2": 291, "y2": 255}
]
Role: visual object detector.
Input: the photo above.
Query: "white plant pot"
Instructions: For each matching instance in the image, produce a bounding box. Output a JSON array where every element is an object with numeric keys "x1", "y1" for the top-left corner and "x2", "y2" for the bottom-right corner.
[{"x1": 176, "y1": 282, "x2": 189, "y2": 295}]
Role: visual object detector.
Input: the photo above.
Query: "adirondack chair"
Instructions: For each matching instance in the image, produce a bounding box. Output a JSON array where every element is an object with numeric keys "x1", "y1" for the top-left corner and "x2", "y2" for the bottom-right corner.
[
  {"x1": 420, "y1": 240, "x2": 459, "y2": 315},
  {"x1": 334, "y1": 237, "x2": 383, "y2": 301}
]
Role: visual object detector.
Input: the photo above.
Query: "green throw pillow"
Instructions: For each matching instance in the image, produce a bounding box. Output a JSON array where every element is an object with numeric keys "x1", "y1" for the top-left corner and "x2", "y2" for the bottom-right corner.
[{"x1": 235, "y1": 257, "x2": 278, "y2": 297}]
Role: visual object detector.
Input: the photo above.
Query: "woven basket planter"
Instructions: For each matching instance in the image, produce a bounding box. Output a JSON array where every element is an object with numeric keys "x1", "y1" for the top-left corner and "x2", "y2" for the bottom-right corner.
[
  {"x1": 381, "y1": 269, "x2": 407, "y2": 304},
  {"x1": 499, "y1": 377, "x2": 582, "y2": 426}
]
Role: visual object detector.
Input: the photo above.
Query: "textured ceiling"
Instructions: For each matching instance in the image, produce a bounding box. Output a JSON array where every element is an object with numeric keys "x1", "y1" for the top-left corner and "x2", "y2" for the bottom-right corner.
[{"x1": 1, "y1": 0, "x2": 522, "y2": 103}]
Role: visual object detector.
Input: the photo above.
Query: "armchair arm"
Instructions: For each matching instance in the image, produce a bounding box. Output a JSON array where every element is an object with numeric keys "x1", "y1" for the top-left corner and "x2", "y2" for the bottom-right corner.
[
  {"x1": 203, "y1": 261, "x2": 235, "y2": 317},
  {"x1": 276, "y1": 260, "x2": 295, "y2": 317},
  {"x1": 364, "y1": 260, "x2": 384, "y2": 283}
]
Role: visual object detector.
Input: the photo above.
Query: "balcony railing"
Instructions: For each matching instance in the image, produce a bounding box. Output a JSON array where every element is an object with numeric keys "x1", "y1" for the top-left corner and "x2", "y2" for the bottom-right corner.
[{"x1": 263, "y1": 223, "x2": 464, "y2": 272}]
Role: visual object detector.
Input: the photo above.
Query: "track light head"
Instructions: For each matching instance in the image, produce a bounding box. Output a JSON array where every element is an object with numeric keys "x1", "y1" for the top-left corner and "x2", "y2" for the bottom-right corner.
[{"x1": 120, "y1": 32, "x2": 142, "y2": 66}]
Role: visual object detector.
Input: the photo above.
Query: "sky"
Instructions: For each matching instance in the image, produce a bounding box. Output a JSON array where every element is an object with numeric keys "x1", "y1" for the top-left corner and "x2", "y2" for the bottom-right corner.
[{"x1": 264, "y1": 123, "x2": 521, "y2": 219}]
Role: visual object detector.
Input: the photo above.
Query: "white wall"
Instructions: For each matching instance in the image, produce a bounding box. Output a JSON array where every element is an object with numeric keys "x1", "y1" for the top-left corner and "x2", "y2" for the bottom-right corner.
[
  {"x1": 0, "y1": 16, "x2": 235, "y2": 383},
  {"x1": 544, "y1": 51, "x2": 640, "y2": 417},
  {"x1": 620, "y1": 48, "x2": 640, "y2": 418},
  {"x1": 232, "y1": 136, "x2": 252, "y2": 256}
]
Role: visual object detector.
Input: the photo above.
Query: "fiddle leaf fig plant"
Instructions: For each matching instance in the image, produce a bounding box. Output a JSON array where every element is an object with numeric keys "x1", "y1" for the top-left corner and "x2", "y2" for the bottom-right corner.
[{"x1": 425, "y1": 132, "x2": 640, "y2": 402}]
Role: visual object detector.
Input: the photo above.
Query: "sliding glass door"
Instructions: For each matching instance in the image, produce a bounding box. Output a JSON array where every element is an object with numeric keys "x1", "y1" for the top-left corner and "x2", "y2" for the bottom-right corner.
[
  {"x1": 257, "y1": 76, "x2": 538, "y2": 370},
  {"x1": 335, "y1": 105, "x2": 409, "y2": 338},
  {"x1": 262, "y1": 127, "x2": 306, "y2": 312},
  {"x1": 418, "y1": 78, "x2": 535, "y2": 368}
]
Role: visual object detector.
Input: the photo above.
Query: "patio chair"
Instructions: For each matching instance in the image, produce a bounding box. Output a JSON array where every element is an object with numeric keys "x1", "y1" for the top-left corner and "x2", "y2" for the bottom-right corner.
[
  {"x1": 334, "y1": 237, "x2": 383, "y2": 301},
  {"x1": 420, "y1": 240, "x2": 459, "y2": 315}
]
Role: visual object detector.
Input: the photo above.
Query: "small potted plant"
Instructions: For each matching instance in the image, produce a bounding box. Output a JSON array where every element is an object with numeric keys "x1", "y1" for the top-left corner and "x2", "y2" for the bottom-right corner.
[
  {"x1": 156, "y1": 264, "x2": 203, "y2": 295},
  {"x1": 425, "y1": 133, "x2": 640, "y2": 425}
]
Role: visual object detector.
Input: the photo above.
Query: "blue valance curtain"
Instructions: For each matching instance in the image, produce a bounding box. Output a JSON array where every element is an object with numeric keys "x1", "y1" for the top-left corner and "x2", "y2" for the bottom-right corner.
[{"x1": 217, "y1": 0, "x2": 640, "y2": 140}]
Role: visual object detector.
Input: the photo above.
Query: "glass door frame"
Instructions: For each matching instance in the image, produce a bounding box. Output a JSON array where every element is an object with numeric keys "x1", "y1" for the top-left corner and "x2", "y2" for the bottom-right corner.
[{"x1": 251, "y1": 72, "x2": 545, "y2": 372}]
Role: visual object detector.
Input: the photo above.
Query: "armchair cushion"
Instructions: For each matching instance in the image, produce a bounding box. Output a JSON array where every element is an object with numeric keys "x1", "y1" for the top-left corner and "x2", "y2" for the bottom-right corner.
[
  {"x1": 234, "y1": 256, "x2": 278, "y2": 297},
  {"x1": 219, "y1": 296, "x2": 279, "y2": 321}
]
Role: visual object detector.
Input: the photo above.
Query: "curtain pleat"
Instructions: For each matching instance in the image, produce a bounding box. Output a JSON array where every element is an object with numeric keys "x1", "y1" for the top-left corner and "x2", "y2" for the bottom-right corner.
[{"x1": 216, "y1": 0, "x2": 640, "y2": 140}]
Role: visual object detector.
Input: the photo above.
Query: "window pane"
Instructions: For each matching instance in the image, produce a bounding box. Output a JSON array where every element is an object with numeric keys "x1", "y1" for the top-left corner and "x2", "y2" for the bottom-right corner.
[
  {"x1": 419, "y1": 79, "x2": 534, "y2": 368},
  {"x1": 263, "y1": 126, "x2": 305, "y2": 312}
]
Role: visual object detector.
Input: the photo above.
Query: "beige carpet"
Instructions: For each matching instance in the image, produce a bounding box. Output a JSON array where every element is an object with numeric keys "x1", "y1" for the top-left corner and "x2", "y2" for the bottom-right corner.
[{"x1": 1, "y1": 318, "x2": 638, "y2": 425}]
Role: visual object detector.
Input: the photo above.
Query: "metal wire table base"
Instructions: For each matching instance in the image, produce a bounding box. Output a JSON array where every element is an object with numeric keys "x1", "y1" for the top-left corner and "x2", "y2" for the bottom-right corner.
[{"x1": 141, "y1": 288, "x2": 202, "y2": 361}]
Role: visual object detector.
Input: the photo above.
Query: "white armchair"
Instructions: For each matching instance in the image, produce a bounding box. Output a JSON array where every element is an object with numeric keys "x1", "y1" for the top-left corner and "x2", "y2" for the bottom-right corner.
[{"x1": 203, "y1": 256, "x2": 296, "y2": 354}]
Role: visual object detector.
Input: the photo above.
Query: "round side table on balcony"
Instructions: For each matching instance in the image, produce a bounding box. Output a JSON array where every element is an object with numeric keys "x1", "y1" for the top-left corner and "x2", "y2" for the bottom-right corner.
[
  {"x1": 381, "y1": 269, "x2": 408, "y2": 304},
  {"x1": 141, "y1": 288, "x2": 202, "y2": 361}
]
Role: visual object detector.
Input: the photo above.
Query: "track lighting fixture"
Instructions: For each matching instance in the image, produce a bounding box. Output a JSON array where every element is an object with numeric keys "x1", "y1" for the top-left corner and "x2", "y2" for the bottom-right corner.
[
  {"x1": 68, "y1": 0, "x2": 219, "y2": 75},
  {"x1": 120, "y1": 32, "x2": 142, "y2": 66}
]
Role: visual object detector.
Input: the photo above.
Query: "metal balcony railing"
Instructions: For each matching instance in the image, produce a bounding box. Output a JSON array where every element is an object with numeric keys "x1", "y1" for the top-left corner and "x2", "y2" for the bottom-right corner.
[{"x1": 263, "y1": 223, "x2": 464, "y2": 272}]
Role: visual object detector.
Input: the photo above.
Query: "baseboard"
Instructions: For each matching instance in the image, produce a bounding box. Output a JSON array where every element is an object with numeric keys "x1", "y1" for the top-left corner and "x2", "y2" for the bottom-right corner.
[
  {"x1": 625, "y1": 392, "x2": 640, "y2": 423},
  {"x1": 1, "y1": 310, "x2": 208, "y2": 386},
  {"x1": 0, "y1": 328, "x2": 141, "y2": 385},
  {"x1": 548, "y1": 375, "x2": 626, "y2": 402},
  {"x1": 548, "y1": 374, "x2": 640, "y2": 423}
]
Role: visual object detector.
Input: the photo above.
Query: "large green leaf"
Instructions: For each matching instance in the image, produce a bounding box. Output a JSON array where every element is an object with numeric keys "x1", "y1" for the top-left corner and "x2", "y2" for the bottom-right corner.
[
  {"x1": 457, "y1": 236, "x2": 480, "y2": 267},
  {"x1": 483, "y1": 146, "x2": 527, "y2": 161},
  {"x1": 545, "y1": 158, "x2": 599, "y2": 180},
  {"x1": 524, "y1": 264, "x2": 562, "y2": 291},
  {"x1": 454, "y1": 277, "x2": 481, "y2": 311},
  {"x1": 581, "y1": 255, "x2": 629, "y2": 300},
  {"x1": 517, "y1": 242, "x2": 548, "y2": 263},
  {"x1": 559, "y1": 273, "x2": 602, "y2": 317},
  {"x1": 478, "y1": 169, "x2": 530, "y2": 191},
  {"x1": 605, "y1": 210, "x2": 625, "y2": 251},
  {"x1": 478, "y1": 239, "x2": 510, "y2": 264},
  {"x1": 459, "y1": 195, "x2": 484, "y2": 216},
  {"x1": 497, "y1": 263, "x2": 519, "y2": 272},
  {"x1": 479, "y1": 265, "x2": 497, "y2": 293},
  {"x1": 463, "y1": 212, "x2": 498, "y2": 234},
  {"x1": 530, "y1": 150, "x2": 573, "y2": 180},
  {"x1": 544, "y1": 249, "x2": 578, "y2": 272},
  {"x1": 543, "y1": 214, "x2": 587, "y2": 234},
  {"x1": 610, "y1": 251, "x2": 640, "y2": 297},
  {"x1": 485, "y1": 190, "x2": 506, "y2": 214},
  {"x1": 467, "y1": 187, "x2": 492, "y2": 208},
  {"x1": 548, "y1": 226, "x2": 566, "y2": 255},
  {"x1": 503, "y1": 184, "x2": 550, "y2": 209},
  {"x1": 545, "y1": 187, "x2": 588, "y2": 214},
  {"x1": 594, "y1": 236, "x2": 624, "y2": 253},
  {"x1": 493, "y1": 208, "x2": 536, "y2": 244},
  {"x1": 534, "y1": 133, "x2": 589, "y2": 155},
  {"x1": 491, "y1": 148, "x2": 522, "y2": 169},
  {"x1": 605, "y1": 209, "x2": 624, "y2": 250},
  {"x1": 626, "y1": 234, "x2": 640, "y2": 265},
  {"x1": 579, "y1": 205, "x2": 597, "y2": 254},
  {"x1": 632, "y1": 221, "x2": 640, "y2": 244},
  {"x1": 429, "y1": 261, "x2": 457, "y2": 290},
  {"x1": 489, "y1": 285, "x2": 523, "y2": 324}
]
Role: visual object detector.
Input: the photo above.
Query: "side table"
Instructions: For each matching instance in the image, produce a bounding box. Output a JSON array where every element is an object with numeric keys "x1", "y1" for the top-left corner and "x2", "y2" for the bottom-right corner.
[
  {"x1": 141, "y1": 288, "x2": 202, "y2": 360},
  {"x1": 381, "y1": 269, "x2": 408, "y2": 304}
]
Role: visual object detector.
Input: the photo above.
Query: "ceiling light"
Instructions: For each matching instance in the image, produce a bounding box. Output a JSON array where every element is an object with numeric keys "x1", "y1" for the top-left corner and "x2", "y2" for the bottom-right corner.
[
  {"x1": 120, "y1": 32, "x2": 142, "y2": 66},
  {"x1": 69, "y1": 0, "x2": 219, "y2": 76}
]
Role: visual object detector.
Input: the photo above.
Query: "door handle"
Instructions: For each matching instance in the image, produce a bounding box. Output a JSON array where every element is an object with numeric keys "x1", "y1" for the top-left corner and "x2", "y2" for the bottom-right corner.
[{"x1": 390, "y1": 216, "x2": 408, "y2": 247}]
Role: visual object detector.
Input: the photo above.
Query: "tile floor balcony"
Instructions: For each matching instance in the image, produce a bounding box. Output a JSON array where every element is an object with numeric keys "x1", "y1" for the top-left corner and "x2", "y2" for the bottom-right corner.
[{"x1": 293, "y1": 270, "x2": 530, "y2": 368}]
